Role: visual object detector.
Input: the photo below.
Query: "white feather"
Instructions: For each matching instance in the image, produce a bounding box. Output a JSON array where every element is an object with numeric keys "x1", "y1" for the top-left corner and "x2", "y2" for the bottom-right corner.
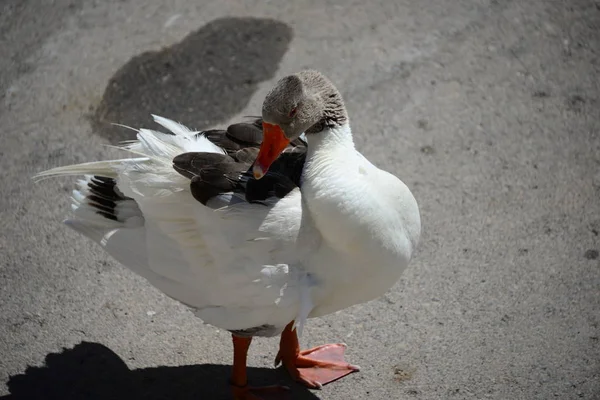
[
  {"x1": 150, "y1": 114, "x2": 225, "y2": 155},
  {"x1": 151, "y1": 114, "x2": 194, "y2": 137},
  {"x1": 33, "y1": 158, "x2": 147, "y2": 181}
]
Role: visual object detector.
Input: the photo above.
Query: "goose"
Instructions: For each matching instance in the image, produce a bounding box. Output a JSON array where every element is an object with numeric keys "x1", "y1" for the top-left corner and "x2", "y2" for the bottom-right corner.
[{"x1": 36, "y1": 70, "x2": 421, "y2": 399}]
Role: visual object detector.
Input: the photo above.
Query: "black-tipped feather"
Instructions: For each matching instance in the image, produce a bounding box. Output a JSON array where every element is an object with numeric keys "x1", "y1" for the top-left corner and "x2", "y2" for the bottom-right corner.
[{"x1": 87, "y1": 176, "x2": 133, "y2": 221}]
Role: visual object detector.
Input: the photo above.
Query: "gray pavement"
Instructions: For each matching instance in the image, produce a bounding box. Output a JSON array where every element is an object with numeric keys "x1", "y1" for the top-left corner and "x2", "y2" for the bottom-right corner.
[{"x1": 1, "y1": 0, "x2": 599, "y2": 399}]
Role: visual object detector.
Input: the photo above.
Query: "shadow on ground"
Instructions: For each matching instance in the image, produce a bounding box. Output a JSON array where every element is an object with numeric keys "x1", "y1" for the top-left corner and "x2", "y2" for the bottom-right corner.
[
  {"x1": 2, "y1": 342, "x2": 320, "y2": 400},
  {"x1": 91, "y1": 17, "x2": 293, "y2": 144}
]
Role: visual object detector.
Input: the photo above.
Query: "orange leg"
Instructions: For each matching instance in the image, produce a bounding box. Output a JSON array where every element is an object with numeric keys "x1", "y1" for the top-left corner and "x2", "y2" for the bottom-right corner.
[
  {"x1": 230, "y1": 335, "x2": 290, "y2": 400},
  {"x1": 275, "y1": 321, "x2": 360, "y2": 389}
]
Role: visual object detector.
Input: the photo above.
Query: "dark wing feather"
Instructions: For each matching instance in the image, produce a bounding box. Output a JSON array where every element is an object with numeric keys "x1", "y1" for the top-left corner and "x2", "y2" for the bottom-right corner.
[
  {"x1": 172, "y1": 152, "x2": 234, "y2": 179},
  {"x1": 244, "y1": 149, "x2": 306, "y2": 203},
  {"x1": 200, "y1": 118, "x2": 263, "y2": 155},
  {"x1": 85, "y1": 176, "x2": 135, "y2": 221},
  {"x1": 175, "y1": 118, "x2": 306, "y2": 205}
]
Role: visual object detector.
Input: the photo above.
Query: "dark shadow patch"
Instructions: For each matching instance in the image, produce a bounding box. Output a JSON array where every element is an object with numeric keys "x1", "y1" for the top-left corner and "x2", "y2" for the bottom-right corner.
[
  {"x1": 2, "y1": 341, "x2": 320, "y2": 400},
  {"x1": 532, "y1": 90, "x2": 549, "y2": 98},
  {"x1": 584, "y1": 249, "x2": 599, "y2": 260},
  {"x1": 566, "y1": 94, "x2": 586, "y2": 112},
  {"x1": 90, "y1": 17, "x2": 293, "y2": 144}
]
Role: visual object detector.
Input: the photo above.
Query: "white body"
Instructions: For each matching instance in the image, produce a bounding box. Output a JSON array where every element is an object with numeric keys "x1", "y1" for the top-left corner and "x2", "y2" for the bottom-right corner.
[{"x1": 37, "y1": 116, "x2": 421, "y2": 336}]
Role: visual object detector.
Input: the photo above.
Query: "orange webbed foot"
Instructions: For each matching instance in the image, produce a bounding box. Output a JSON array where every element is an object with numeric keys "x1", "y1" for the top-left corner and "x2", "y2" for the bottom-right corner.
[
  {"x1": 278, "y1": 343, "x2": 359, "y2": 389},
  {"x1": 276, "y1": 322, "x2": 360, "y2": 389}
]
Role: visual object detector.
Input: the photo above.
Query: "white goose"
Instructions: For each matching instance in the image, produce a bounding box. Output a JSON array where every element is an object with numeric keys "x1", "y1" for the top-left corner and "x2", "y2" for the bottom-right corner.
[{"x1": 36, "y1": 71, "x2": 421, "y2": 399}]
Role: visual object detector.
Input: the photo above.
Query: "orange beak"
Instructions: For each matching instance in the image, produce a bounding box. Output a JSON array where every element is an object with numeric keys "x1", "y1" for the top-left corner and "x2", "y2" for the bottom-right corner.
[{"x1": 253, "y1": 122, "x2": 290, "y2": 179}]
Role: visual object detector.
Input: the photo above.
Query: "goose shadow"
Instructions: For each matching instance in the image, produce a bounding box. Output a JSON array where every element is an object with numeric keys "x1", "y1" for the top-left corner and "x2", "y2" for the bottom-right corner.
[
  {"x1": 90, "y1": 17, "x2": 293, "y2": 144},
  {"x1": 1, "y1": 341, "x2": 320, "y2": 400}
]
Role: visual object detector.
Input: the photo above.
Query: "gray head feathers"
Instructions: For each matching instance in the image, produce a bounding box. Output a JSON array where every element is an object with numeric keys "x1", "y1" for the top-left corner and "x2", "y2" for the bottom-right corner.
[{"x1": 262, "y1": 70, "x2": 348, "y2": 140}]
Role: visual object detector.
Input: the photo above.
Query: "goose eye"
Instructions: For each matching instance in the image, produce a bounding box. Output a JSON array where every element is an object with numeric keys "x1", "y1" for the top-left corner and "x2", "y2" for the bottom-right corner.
[{"x1": 288, "y1": 107, "x2": 297, "y2": 118}]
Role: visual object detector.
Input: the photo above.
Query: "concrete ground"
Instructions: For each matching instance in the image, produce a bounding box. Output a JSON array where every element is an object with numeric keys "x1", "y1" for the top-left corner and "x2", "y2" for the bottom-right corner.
[{"x1": 1, "y1": 0, "x2": 599, "y2": 399}]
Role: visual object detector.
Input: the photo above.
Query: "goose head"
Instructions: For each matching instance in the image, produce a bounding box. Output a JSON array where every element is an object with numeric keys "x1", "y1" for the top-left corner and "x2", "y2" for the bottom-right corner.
[{"x1": 253, "y1": 70, "x2": 348, "y2": 179}]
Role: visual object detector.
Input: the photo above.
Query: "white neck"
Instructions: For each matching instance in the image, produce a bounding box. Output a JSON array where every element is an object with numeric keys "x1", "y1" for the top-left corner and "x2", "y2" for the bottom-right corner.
[
  {"x1": 301, "y1": 124, "x2": 355, "y2": 186},
  {"x1": 305, "y1": 124, "x2": 355, "y2": 165}
]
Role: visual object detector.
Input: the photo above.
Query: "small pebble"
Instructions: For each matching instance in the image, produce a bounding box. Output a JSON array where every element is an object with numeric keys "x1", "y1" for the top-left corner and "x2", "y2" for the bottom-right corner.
[{"x1": 584, "y1": 249, "x2": 599, "y2": 260}]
